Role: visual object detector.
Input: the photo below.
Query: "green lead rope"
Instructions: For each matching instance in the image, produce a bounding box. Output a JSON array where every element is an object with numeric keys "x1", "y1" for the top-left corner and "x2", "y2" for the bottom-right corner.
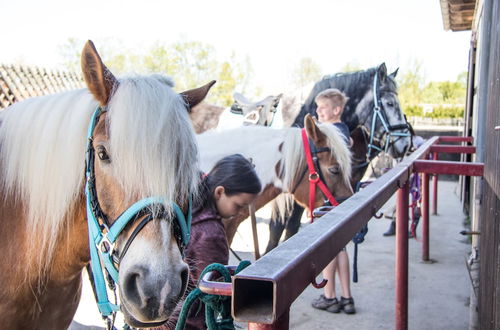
[{"x1": 176, "y1": 261, "x2": 251, "y2": 330}]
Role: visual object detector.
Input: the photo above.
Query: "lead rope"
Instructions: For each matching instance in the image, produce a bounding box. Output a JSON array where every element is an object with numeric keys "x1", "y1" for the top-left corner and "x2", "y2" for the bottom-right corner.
[
  {"x1": 351, "y1": 182, "x2": 369, "y2": 283},
  {"x1": 176, "y1": 261, "x2": 251, "y2": 330},
  {"x1": 409, "y1": 173, "x2": 422, "y2": 240}
]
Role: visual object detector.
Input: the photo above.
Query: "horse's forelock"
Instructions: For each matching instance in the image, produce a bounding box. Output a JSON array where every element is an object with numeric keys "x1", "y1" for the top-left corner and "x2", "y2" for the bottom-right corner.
[
  {"x1": 107, "y1": 75, "x2": 199, "y2": 214},
  {"x1": 317, "y1": 123, "x2": 352, "y2": 186}
]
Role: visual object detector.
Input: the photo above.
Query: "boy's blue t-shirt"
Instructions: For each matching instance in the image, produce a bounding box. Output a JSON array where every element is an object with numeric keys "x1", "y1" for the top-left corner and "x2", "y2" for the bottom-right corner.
[{"x1": 333, "y1": 122, "x2": 350, "y2": 144}]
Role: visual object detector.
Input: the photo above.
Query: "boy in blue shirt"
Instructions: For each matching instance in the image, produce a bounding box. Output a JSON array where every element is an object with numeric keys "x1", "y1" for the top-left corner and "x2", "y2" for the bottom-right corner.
[{"x1": 311, "y1": 88, "x2": 356, "y2": 314}]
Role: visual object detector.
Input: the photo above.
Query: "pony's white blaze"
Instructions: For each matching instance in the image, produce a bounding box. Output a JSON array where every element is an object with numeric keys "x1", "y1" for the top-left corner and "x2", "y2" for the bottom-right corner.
[
  {"x1": 0, "y1": 74, "x2": 198, "y2": 278},
  {"x1": 118, "y1": 219, "x2": 186, "y2": 322},
  {"x1": 197, "y1": 123, "x2": 351, "y2": 191}
]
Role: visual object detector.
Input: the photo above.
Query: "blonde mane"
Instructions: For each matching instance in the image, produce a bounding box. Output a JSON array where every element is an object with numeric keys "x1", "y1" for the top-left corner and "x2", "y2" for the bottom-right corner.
[{"x1": 0, "y1": 74, "x2": 198, "y2": 277}]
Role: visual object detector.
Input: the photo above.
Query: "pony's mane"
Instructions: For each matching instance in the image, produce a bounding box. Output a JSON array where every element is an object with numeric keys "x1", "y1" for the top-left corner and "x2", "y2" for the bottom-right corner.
[
  {"x1": 281, "y1": 123, "x2": 351, "y2": 191},
  {"x1": 0, "y1": 74, "x2": 198, "y2": 277}
]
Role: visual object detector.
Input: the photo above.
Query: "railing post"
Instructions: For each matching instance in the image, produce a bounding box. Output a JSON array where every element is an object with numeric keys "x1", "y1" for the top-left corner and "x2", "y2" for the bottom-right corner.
[
  {"x1": 422, "y1": 173, "x2": 430, "y2": 262},
  {"x1": 396, "y1": 180, "x2": 409, "y2": 330},
  {"x1": 432, "y1": 152, "x2": 438, "y2": 215},
  {"x1": 248, "y1": 309, "x2": 289, "y2": 329}
]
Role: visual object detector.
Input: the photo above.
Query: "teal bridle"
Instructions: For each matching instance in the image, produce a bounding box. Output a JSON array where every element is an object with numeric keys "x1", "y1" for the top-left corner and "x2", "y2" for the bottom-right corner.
[
  {"x1": 84, "y1": 106, "x2": 192, "y2": 323},
  {"x1": 366, "y1": 73, "x2": 412, "y2": 159}
]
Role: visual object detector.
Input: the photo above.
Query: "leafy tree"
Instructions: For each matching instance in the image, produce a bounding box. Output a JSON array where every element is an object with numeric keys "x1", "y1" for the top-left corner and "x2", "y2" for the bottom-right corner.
[
  {"x1": 397, "y1": 59, "x2": 425, "y2": 110},
  {"x1": 292, "y1": 57, "x2": 322, "y2": 90},
  {"x1": 58, "y1": 38, "x2": 81, "y2": 72},
  {"x1": 340, "y1": 61, "x2": 362, "y2": 73},
  {"x1": 59, "y1": 38, "x2": 253, "y2": 107}
]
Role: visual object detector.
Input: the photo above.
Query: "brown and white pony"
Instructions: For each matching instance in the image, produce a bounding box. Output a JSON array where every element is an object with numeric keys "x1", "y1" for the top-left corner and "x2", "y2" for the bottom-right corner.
[
  {"x1": 196, "y1": 114, "x2": 353, "y2": 244},
  {"x1": 0, "y1": 41, "x2": 214, "y2": 329}
]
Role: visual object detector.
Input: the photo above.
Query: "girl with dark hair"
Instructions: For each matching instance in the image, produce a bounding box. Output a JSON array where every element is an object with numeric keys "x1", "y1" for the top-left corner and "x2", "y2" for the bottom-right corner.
[{"x1": 159, "y1": 154, "x2": 261, "y2": 330}]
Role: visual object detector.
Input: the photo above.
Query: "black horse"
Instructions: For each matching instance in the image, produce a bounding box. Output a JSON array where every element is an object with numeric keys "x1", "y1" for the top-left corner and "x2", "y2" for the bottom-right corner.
[{"x1": 265, "y1": 63, "x2": 412, "y2": 253}]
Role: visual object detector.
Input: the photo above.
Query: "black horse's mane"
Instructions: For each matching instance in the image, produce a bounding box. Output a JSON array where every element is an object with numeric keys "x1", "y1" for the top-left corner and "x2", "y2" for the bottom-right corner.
[{"x1": 292, "y1": 67, "x2": 384, "y2": 130}]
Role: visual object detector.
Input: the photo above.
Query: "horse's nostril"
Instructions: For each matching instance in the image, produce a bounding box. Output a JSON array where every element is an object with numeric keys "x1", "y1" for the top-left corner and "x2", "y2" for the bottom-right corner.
[
  {"x1": 180, "y1": 266, "x2": 189, "y2": 297},
  {"x1": 124, "y1": 272, "x2": 141, "y2": 304}
]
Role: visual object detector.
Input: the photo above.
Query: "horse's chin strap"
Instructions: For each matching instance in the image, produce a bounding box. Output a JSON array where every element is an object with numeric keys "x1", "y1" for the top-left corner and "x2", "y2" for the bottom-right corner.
[
  {"x1": 301, "y1": 129, "x2": 339, "y2": 222},
  {"x1": 366, "y1": 73, "x2": 412, "y2": 159},
  {"x1": 84, "y1": 106, "x2": 193, "y2": 321}
]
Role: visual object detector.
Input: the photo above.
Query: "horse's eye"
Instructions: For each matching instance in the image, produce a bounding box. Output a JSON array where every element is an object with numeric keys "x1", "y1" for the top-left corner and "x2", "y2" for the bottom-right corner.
[
  {"x1": 328, "y1": 165, "x2": 340, "y2": 175},
  {"x1": 97, "y1": 146, "x2": 110, "y2": 161},
  {"x1": 387, "y1": 101, "x2": 394, "y2": 107}
]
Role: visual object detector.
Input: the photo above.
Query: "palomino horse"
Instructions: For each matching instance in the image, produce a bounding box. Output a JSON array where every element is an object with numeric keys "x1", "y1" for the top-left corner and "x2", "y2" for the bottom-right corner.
[
  {"x1": 0, "y1": 41, "x2": 214, "y2": 329},
  {"x1": 265, "y1": 63, "x2": 413, "y2": 253},
  {"x1": 197, "y1": 114, "x2": 353, "y2": 244}
]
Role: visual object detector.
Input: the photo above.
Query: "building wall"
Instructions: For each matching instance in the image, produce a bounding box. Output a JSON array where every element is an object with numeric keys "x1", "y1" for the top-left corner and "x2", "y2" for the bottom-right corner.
[{"x1": 475, "y1": 0, "x2": 500, "y2": 328}]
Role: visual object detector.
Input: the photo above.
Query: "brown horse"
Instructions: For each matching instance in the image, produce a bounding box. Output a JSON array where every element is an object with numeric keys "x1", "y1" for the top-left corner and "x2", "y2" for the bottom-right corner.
[
  {"x1": 196, "y1": 114, "x2": 353, "y2": 244},
  {"x1": 0, "y1": 41, "x2": 214, "y2": 329}
]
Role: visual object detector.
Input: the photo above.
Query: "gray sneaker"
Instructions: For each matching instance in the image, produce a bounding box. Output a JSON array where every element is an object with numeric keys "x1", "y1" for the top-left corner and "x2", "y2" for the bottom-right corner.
[
  {"x1": 340, "y1": 296, "x2": 356, "y2": 314},
  {"x1": 311, "y1": 295, "x2": 339, "y2": 311}
]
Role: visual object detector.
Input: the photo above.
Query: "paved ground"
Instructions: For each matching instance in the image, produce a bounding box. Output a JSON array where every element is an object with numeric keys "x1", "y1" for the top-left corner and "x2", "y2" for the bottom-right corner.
[{"x1": 71, "y1": 180, "x2": 471, "y2": 329}]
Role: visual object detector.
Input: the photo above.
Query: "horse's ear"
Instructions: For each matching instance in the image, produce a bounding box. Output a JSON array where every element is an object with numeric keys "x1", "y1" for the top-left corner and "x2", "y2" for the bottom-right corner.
[
  {"x1": 389, "y1": 68, "x2": 399, "y2": 78},
  {"x1": 377, "y1": 63, "x2": 388, "y2": 83},
  {"x1": 81, "y1": 40, "x2": 117, "y2": 106},
  {"x1": 304, "y1": 114, "x2": 326, "y2": 144},
  {"x1": 273, "y1": 94, "x2": 283, "y2": 106},
  {"x1": 181, "y1": 80, "x2": 216, "y2": 112}
]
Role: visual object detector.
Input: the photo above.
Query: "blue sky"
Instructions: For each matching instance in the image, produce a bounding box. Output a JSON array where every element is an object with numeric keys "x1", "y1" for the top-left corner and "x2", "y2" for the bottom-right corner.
[{"x1": 0, "y1": 0, "x2": 471, "y2": 94}]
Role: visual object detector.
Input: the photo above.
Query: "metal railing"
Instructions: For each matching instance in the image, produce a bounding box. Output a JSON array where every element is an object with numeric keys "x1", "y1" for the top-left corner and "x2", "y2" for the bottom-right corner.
[{"x1": 201, "y1": 136, "x2": 483, "y2": 330}]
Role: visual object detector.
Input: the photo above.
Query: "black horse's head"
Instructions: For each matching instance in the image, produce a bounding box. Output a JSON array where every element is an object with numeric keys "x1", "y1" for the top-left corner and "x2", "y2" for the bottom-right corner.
[{"x1": 295, "y1": 63, "x2": 412, "y2": 159}]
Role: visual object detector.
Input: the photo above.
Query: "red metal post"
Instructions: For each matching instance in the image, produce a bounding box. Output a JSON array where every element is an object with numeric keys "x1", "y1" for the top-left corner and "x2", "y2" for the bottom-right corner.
[
  {"x1": 396, "y1": 180, "x2": 409, "y2": 330},
  {"x1": 432, "y1": 152, "x2": 438, "y2": 215},
  {"x1": 422, "y1": 173, "x2": 430, "y2": 262},
  {"x1": 248, "y1": 309, "x2": 290, "y2": 329}
]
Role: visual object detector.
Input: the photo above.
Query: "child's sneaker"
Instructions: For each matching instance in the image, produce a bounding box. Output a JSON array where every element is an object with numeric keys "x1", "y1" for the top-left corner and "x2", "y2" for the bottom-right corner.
[
  {"x1": 340, "y1": 296, "x2": 356, "y2": 314},
  {"x1": 311, "y1": 295, "x2": 339, "y2": 311}
]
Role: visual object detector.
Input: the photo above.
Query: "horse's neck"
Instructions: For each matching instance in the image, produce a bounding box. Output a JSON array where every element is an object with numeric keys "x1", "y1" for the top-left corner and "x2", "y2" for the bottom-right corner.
[{"x1": 0, "y1": 191, "x2": 88, "y2": 328}]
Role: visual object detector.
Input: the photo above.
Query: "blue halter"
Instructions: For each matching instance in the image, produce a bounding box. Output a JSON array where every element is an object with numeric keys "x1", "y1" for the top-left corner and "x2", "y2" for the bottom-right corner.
[
  {"x1": 366, "y1": 73, "x2": 412, "y2": 159},
  {"x1": 84, "y1": 106, "x2": 192, "y2": 320}
]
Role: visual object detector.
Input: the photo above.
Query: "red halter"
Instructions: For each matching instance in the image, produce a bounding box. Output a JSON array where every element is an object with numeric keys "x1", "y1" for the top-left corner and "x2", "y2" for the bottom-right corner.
[{"x1": 301, "y1": 129, "x2": 339, "y2": 222}]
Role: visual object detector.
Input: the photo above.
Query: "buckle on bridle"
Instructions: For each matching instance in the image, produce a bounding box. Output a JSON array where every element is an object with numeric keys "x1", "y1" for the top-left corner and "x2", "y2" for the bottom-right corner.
[
  {"x1": 99, "y1": 235, "x2": 114, "y2": 255},
  {"x1": 309, "y1": 172, "x2": 320, "y2": 182}
]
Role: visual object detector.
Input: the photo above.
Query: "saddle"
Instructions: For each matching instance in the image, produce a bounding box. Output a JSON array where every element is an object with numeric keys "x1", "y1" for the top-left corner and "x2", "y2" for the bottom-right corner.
[{"x1": 230, "y1": 92, "x2": 282, "y2": 115}]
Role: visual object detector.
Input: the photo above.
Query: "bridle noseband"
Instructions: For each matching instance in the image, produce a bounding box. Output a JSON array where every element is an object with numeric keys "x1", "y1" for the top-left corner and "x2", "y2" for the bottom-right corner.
[{"x1": 85, "y1": 106, "x2": 192, "y2": 321}]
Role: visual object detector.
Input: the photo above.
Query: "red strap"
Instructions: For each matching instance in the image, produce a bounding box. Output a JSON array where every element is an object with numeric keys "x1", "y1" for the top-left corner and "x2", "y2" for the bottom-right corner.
[{"x1": 301, "y1": 129, "x2": 339, "y2": 222}]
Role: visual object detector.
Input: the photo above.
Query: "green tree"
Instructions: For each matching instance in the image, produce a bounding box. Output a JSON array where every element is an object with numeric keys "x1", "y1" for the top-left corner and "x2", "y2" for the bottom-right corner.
[
  {"x1": 397, "y1": 59, "x2": 425, "y2": 109},
  {"x1": 292, "y1": 57, "x2": 322, "y2": 90},
  {"x1": 58, "y1": 38, "x2": 140, "y2": 74},
  {"x1": 340, "y1": 61, "x2": 362, "y2": 73},
  {"x1": 59, "y1": 38, "x2": 253, "y2": 107}
]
